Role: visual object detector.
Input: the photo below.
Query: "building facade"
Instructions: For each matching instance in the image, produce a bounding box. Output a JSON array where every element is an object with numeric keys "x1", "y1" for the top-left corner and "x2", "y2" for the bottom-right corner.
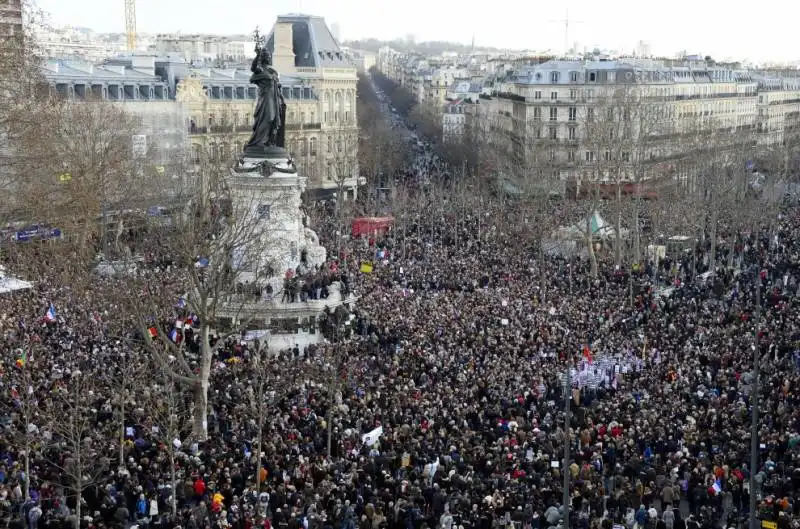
[
  {"x1": 41, "y1": 57, "x2": 189, "y2": 168},
  {"x1": 754, "y1": 73, "x2": 800, "y2": 147},
  {"x1": 39, "y1": 14, "x2": 361, "y2": 198},
  {"x1": 474, "y1": 59, "x2": 774, "y2": 184},
  {"x1": 0, "y1": 0, "x2": 22, "y2": 38}
]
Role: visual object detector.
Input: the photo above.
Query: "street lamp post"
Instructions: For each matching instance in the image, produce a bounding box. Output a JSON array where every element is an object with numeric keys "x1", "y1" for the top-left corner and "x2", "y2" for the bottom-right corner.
[
  {"x1": 554, "y1": 322, "x2": 572, "y2": 529},
  {"x1": 749, "y1": 271, "x2": 762, "y2": 529},
  {"x1": 564, "y1": 363, "x2": 571, "y2": 529}
]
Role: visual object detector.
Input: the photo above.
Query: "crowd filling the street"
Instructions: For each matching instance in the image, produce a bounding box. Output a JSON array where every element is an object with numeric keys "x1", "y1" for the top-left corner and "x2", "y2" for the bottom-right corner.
[{"x1": 1, "y1": 156, "x2": 800, "y2": 529}]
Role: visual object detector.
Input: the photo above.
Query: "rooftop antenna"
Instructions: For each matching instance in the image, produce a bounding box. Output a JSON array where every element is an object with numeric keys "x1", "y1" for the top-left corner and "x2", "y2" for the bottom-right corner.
[{"x1": 548, "y1": 8, "x2": 583, "y2": 58}]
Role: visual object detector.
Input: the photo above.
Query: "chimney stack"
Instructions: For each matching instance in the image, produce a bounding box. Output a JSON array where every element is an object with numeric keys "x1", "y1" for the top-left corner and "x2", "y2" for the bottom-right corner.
[{"x1": 273, "y1": 22, "x2": 296, "y2": 73}]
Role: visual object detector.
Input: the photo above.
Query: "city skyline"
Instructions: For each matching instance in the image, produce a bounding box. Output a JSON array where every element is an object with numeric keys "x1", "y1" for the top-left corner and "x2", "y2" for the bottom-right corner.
[{"x1": 35, "y1": 0, "x2": 799, "y2": 64}]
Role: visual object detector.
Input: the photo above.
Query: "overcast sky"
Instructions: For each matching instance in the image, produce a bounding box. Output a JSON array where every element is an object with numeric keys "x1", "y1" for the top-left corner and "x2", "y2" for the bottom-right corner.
[{"x1": 35, "y1": 0, "x2": 798, "y2": 63}]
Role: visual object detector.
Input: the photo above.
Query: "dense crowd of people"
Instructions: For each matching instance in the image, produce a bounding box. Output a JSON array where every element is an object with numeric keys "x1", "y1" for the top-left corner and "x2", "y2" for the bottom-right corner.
[{"x1": 0, "y1": 165, "x2": 799, "y2": 529}]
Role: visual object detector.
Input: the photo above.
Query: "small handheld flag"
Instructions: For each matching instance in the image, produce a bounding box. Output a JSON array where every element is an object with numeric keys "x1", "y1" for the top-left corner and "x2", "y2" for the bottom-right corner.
[
  {"x1": 44, "y1": 304, "x2": 57, "y2": 322},
  {"x1": 147, "y1": 326, "x2": 158, "y2": 338},
  {"x1": 168, "y1": 328, "x2": 182, "y2": 344},
  {"x1": 583, "y1": 344, "x2": 592, "y2": 364}
]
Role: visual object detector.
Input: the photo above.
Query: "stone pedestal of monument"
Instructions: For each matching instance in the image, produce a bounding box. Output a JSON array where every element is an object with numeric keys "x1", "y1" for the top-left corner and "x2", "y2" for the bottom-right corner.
[{"x1": 216, "y1": 149, "x2": 353, "y2": 351}]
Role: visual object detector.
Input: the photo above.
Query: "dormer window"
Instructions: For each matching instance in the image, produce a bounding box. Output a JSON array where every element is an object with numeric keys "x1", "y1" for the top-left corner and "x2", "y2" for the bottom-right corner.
[
  {"x1": 569, "y1": 71, "x2": 578, "y2": 82},
  {"x1": 550, "y1": 71, "x2": 560, "y2": 84},
  {"x1": 589, "y1": 72, "x2": 596, "y2": 82}
]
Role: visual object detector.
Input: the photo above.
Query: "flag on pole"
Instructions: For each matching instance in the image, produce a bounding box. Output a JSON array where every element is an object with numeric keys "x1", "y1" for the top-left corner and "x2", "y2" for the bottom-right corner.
[
  {"x1": 147, "y1": 326, "x2": 158, "y2": 338},
  {"x1": 582, "y1": 344, "x2": 592, "y2": 364},
  {"x1": 44, "y1": 304, "x2": 57, "y2": 322},
  {"x1": 175, "y1": 297, "x2": 187, "y2": 309},
  {"x1": 360, "y1": 262, "x2": 374, "y2": 274}
]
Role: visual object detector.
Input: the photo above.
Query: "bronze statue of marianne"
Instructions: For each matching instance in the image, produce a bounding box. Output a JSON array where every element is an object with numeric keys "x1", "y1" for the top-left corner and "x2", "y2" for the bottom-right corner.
[{"x1": 244, "y1": 29, "x2": 287, "y2": 157}]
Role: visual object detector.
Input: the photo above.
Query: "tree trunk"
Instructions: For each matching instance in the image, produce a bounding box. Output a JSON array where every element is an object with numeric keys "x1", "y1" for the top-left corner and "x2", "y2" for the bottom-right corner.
[
  {"x1": 24, "y1": 443, "x2": 30, "y2": 500},
  {"x1": 709, "y1": 207, "x2": 718, "y2": 271},
  {"x1": 633, "y1": 196, "x2": 641, "y2": 265},
  {"x1": 326, "y1": 409, "x2": 333, "y2": 457},
  {"x1": 119, "y1": 397, "x2": 125, "y2": 468},
  {"x1": 193, "y1": 325, "x2": 212, "y2": 440},
  {"x1": 537, "y1": 241, "x2": 546, "y2": 302},
  {"x1": 615, "y1": 184, "x2": 622, "y2": 267},
  {"x1": 74, "y1": 479, "x2": 82, "y2": 529},
  {"x1": 170, "y1": 450, "x2": 178, "y2": 516},
  {"x1": 586, "y1": 212, "x2": 599, "y2": 279},
  {"x1": 256, "y1": 385, "x2": 264, "y2": 492}
]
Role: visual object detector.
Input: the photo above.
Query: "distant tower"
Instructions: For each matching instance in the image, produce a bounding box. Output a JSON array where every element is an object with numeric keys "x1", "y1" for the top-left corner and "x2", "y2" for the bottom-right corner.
[
  {"x1": 470, "y1": 33, "x2": 475, "y2": 54},
  {"x1": 331, "y1": 22, "x2": 341, "y2": 42},
  {"x1": 124, "y1": 0, "x2": 136, "y2": 50}
]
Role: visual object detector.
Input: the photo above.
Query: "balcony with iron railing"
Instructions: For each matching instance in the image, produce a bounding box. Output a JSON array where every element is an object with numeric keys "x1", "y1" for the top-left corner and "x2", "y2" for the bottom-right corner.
[
  {"x1": 285, "y1": 123, "x2": 323, "y2": 130},
  {"x1": 189, "y1": 125, "x2": 253, "y2": 135}
]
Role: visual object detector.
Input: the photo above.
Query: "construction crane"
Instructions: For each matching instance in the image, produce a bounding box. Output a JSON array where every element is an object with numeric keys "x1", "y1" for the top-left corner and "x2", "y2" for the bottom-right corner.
[{"x1": 124, "y1": 0, "x2": 136, "y2": 51}]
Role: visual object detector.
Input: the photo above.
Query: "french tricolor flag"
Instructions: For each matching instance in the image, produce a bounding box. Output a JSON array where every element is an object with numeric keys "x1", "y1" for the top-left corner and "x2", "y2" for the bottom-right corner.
[
  {"x1": 168, "y1": 328, "x2": 182, "y2": 344},
  {"x1": 44, "y1": 304, "x2": 57, "y2": 322},
  {"x1": 712, "y1": 479, "x2": 722, "y2": 495}
]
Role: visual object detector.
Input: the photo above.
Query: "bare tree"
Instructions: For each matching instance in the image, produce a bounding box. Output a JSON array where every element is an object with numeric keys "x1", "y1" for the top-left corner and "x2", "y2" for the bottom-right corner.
[
  {"x1": 581, "y1": 87, "x2": 640, "y2": 269},
  {"x1": 125, "y1": 148, "x2": 291, "y2": 440},
  {"x1": 3, "y1": 351, "x2": 40, "y2": 501},
  {"x1": 15, "y1": 101, "x2": 147, "y2": 256},
  {"x1": 144, "y1": 365, "x2": 193, "y2": 517},
  {"x1": 42, "y1": 373, "x2": 110, "y2": 529}
]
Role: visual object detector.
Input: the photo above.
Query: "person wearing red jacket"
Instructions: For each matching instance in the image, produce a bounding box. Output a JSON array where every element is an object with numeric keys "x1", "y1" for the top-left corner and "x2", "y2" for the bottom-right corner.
[{"x1": 193, "y1": 477, "x2": 206, "y2": 501}]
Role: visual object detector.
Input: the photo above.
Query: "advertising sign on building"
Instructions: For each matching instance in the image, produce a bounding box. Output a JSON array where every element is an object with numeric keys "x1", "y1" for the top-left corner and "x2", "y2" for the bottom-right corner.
[{"x1": 132, "y1": 134, "x2": 147, "y2": 157}]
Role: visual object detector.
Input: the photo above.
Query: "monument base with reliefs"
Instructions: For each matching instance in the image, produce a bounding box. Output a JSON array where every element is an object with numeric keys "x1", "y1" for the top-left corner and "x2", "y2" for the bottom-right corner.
[{"x1": 218, "y1": 151, "x2": 354, "y2": 351}]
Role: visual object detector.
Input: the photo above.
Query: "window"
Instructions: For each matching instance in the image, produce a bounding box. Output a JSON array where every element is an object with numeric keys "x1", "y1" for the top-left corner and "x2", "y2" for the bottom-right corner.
[
  {"x1": 550, "y1": 71, "x2": 560, "y2": 84},
  {"x1": 550, "y1": 91, "x2": 558, "y2": 100},
  {"x1": 622, "y1": 152, "x2": 630, "y2": 162},
  {"x1": 587, "y1": 108, "x2": 595, "y2": 121},
  {"x1": 256, "y1": 204, "x2": 271, "y2": 220},
  {"x1": 589, "y1": 72, "x2": 596, "y2": 82},
  {"x1": 568, "y1": 107, "x2": 577, "y2": 121},
  {"x1": 533, "y1": 107, "x2": 541, "y2": 120},
  {"x1": 568, "y1": 127, "x2": 577, "y2": 140},
  {"x1": 604, "y1": 150, "x2": 612, "y2": 161},
  {"x1": 534, "y1": 90, "x2": 542, "y2": 100},
  {"x1": 569, "y1": 89, "x2": 577, "y2": 99},
  {"x1": 549, "y1": 107, "x2": 558, "y2": 121},
  {"x1": 586, "y1": 89, "x2": 594, "y2": 101},
  {"x1": 549, "y1": 149, "x2": 556, "y2": 161},
  {"x1": 535, "y1": 127, "x2": 542, "y2": 139},
  {"x1": 623, "y1": 109, "x2": 630, "y2": 121},
  {"x1": 208, "y1": 113, "x2": 215, "y2": 126},
  {"x1": 327, "y1": 137, "x2": 332, "y2": 153},
  {"x1": 570, "y1": 71, "x2": 579, "y2": 82},
  {"x1": 607, "y1": 108, "x2": 614, "y2": 120},
  {"x1": 549, "y1": 127, "x2": 557, "y2": 139},
  {"x1": 585, "y1": 151, "x2": 595, "y2": 162},
  {"x1": 310, "y1": 137, "x2": 317, "y2": 156},
  {"x1": 568, "y1": 150, "x2": 576, "y2": 162}
]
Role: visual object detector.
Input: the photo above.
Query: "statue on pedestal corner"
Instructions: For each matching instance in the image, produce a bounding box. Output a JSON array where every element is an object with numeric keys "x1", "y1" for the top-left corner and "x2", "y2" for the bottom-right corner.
[{"x1": 244, "y1": 27, "x2": 287, "y2": 158}]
